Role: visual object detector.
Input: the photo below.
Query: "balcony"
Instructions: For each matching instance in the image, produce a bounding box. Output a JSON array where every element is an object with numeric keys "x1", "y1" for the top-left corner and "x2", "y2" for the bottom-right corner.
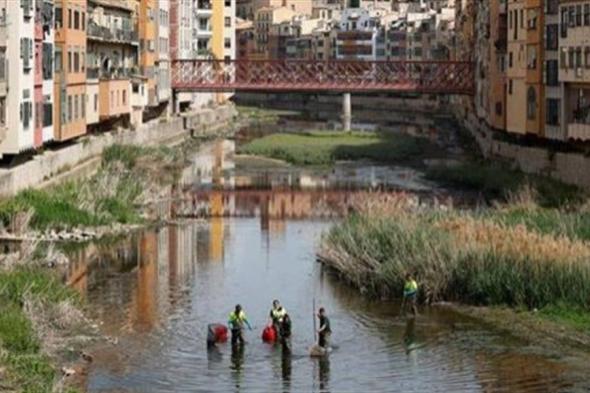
[
  {"x1": 87, "y1": 67, "x2": 99, "y2": 80},
  {"x1": 337, "y1": 31, "x2": 373, "y2": 41},
  {"x1": 193, "y1": 28, "x2": 212, "y2": 39},
  {"x1": 195, "y1": 0, "x2": 213, "y2": 15},
  {"x1": 87, "y1": 21, "x2": 138, "y2": 44}
]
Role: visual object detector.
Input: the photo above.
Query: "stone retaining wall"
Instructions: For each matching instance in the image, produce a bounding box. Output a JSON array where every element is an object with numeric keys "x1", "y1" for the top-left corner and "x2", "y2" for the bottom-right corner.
[
  {"x1": 460, "y1": 112, "x2": 590, "y2": 190},
  {"x1": 0, "y1": 105, "x2": 237, "y2": 198}
]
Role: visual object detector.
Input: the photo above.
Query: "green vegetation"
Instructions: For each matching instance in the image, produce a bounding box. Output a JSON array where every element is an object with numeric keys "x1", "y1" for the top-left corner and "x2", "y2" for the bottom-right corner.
[
  {"x1": 319, "y1": 195, "x2": 590, "y2": 316},
  {"x1": 0, "y1": 267, "x2": 79, "y2": 392},
  {"x1": 0, "y1": 143, "x2": 190, "y2": 232},
  {"x1": 239, "y1": 131, "x2": 440, "y2": 166},
  {"x1": 539, "y1": 303, "x2": 590, "y2": 332},
  {"x1": 425, "y1": 161, "x2": 585, "y2": 208}
]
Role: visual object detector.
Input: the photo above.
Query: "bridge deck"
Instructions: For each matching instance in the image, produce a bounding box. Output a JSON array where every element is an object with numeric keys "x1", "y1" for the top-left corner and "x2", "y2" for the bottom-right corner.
[{"x1": 171, "y1": 60, "x2": 475, "y2": 95}]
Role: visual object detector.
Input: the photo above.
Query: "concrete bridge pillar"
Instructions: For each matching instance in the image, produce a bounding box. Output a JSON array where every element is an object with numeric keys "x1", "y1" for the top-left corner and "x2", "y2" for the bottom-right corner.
[{"x1": 342, "y1": 93, "x2": 352, "y2": 132}]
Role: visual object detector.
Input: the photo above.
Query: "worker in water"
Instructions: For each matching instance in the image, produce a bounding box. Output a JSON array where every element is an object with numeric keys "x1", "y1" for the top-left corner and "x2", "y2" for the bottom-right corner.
[
  {"x1": 402, "y1": 273, "x2": 419, "y2": 317},
  {"x1": 269, "y1": 299, "x2": 287, "y2": 339},
  {"x1": 228, "y1": 304, "x2": 252, "y2": 346},
  {"x1": 280, "y1": 313, "x2": 292, "y2": 352},
  {"x1": 317, "y1": 307, "x2": 331, "y2": 349}
]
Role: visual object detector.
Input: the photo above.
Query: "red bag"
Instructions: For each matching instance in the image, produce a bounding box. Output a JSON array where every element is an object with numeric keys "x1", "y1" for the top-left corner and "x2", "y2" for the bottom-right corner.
[
  {"x1": 261, "y1": 325, "x2": 277, "y2": 343},
  {"x1": 214, "y1": 325, "x2": 228, "y2": 343}
]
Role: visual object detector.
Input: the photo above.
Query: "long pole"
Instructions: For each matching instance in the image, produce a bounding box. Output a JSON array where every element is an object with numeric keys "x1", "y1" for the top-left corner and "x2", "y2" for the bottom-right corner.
[{"x1": 312, "y1": 297, "x2": 317, "y2": 344}]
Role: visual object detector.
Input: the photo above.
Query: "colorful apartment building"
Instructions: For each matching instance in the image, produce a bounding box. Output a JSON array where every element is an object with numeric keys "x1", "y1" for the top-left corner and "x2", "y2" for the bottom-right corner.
[
  {"x1": 0, "y1": 0, "x2": 36, "y2": 154},
  {"x1": 0, "y1": 7, "x2": 7, "y2": 153},
  {"x1": 506, "y1": 0, "x2": 527, "y2": 135},
  {"x1": 155, "y1": 0, "x2": 171, "y2": 108},
  {"x1": 238, "y1": 0, "x2": 313, "y2": 20},
  {"x1": 138, "y1": 0, "x2": 157, "y2": 108},
  {"x1": 488, "y1": 0, "x2": 508, "y2": 131},
  {"x1": 86, "y1": 0, "x2": 138, "y2": 129},
  {"x1": 35, "y1": 0, "x2": 55, "y2": 147},
  {"x1": 525, "y1": 0, "x2": 544, "y2": 136},
  {"x1": 559, "y1": 0, "x2": 590, "y2": 141},
  {"x1": 544, "y1": 0, "x2": 561, "y2": 139},
  {"x1": 54, "y1": 0, "x2": 87, "y2": 141}
]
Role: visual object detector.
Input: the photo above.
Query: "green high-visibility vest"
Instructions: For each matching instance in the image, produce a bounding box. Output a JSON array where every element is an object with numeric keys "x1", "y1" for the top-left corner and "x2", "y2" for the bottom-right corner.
[
  {"x1": 271, "y1": 307, "x2": 287, "y2": 322},
  {"x1": 229, "y1": 311, "x2": 247, "y2": 328},
  {"x1": 404, "y1": 279, "x2": 418, "y2": 297}
]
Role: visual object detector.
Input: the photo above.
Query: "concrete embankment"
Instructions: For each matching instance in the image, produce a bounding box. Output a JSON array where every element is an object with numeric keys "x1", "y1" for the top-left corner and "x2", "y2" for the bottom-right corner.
[
  {"x1": 0, "y1": 105, "x2": 237, "y2": 197},
  {"x1": 459, "y1": 112, "x2": 590, "y2": 190}
]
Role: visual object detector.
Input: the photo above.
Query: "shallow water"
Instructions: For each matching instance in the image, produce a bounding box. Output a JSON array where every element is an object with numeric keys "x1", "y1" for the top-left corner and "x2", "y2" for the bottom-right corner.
[{"x1": 65, "y1": 140, "x2": 590, "y2": 392}]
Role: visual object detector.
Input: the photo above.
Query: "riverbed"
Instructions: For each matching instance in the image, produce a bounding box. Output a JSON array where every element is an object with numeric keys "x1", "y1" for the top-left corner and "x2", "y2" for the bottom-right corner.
[{"x1": 66, "y1": 139, "x2": 590, "y2": 392}]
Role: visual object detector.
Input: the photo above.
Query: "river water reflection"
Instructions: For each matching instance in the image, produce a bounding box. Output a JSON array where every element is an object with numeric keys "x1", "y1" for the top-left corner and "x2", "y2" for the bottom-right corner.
[{"x1": 70, "y1": 140, "x2": 590, "y2": 392}]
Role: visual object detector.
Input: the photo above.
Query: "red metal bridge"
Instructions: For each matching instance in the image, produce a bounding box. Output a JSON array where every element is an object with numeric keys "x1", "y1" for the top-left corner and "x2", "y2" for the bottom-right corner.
[{"x1": 171, "y1": 59, "x2": 475, "y2": 95}]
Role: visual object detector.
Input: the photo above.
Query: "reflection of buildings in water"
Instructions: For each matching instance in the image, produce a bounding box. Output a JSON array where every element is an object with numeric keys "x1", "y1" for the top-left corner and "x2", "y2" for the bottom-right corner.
[
  {"x1": 133, "y1": 232, "x2": 159, "y2": 332},
  {"x1": 181, "y1": 140, "x2": 236, "y2": 188}
]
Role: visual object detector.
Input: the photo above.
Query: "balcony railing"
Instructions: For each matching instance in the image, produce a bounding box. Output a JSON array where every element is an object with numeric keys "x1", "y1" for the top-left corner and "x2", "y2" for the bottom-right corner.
[
  {"x1": 197, "y1": 0, "x2": 212, "y2": 10},
  {"x1": 87, "y1": 21, "x2": 138, "y2": 44},
  {"x1": 87, "y1": 67, "x2": 99, "y2": 79},
  {"x1": 99, "y1": 67, "x2": 135, "y2": 80}
]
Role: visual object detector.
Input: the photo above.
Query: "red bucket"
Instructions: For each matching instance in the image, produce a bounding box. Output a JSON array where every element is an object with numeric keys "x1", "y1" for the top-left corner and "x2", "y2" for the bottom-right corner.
[
  {"x1": 214, "y1": 325, "x2": 228, "y2": 343},
  {"x1": 261, "y1": 325, "x2": 277, "y2": 343}
]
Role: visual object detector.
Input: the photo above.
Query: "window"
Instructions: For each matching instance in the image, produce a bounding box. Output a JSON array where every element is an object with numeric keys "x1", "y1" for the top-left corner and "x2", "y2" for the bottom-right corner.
[
  {"x1": 20, "y1": 101, "x2": 32, "y2": 129},
  {"x1": 495, "y1": 102, "x2": 503, "y2": 116},
  {"x1": 576, "y1": 47, "x2": 583, "y2": 67},
  {"x1": 55, "y1": 48, "x2": 62, "y2": 72},
  {"x1": 20, "y1": 38, "x2": 33, "y2": 70},
  {"x1": 55, "y1": 6, "x2": 62, "y2": 28},
  {"x1": 74, "y1": 10, "x2": 79, "y2": 29},
  {"x1": 94, "y1": 94, "x2": 98, "y2": 112},
  {"x1": 561, "y1": 8, "x2": 569, "y2": 38},
  {"x1": 225, "y1": 0, "x2": 231, "y2": 6},
  {"x1": 528, "y1": 46, "x2": 537, "y2": 69},
  {"x1": 74, "y1": 95, "x2": 78, "y2": 119},
  {"x1": 225, "y1": 17, "x2": 231, "y2": 27},
  {"x1": 508, "y1": 79, "x2": 513, "y2": 95},
  {"x1": 546, "y1": 60, "x2": 558, "y2": 86},
  {"x1": 546, "y1": 0, "x2": 559, "y2": 15},
  {"x1": 122, "y1": 90, "x2": 126, "y2": 105},
  {"x1": 21, "y1": 0, "x2": 33, "y2": 19},
  {"x1": 68, "y1": 9, "x2": 72, "y2": 29},
  {"x1": 110, "y1": 91, "x2": 114, "y2": 109},
  {"x1": 81, "y1": 94, "x2": 86, "y2": 118},
  {"x1": 585, "y1": 4, "x2": 590, "y2": 26},
  {"x1": 68, "y1": 95, "x2": 72, "y2": 122},
  {"x1": 68, "y1": 50, "x2": 72, "y2": 72},
  {"x1": 509, "y1": 52, "x2": 513, "y2": 67},
  {"x1": 224, "y1": 38, "x2": 231, "y2": 48},
  {"x1": 513, "y1": 10, "x2": 518, "y2": 40},
  {"x1": 43, "y1": 100, "x2": 53, "y2": 128},
  {"x1": 527, "y1": 87, "x2": 537, "y2": 120},
  {"x1": 546, "y1": 24, "x2": 558, "y2": 50},
  {"x1": 81, "y1": 12, "x2": 85, "y2": 30},
  {"x1": 586, "y1": 47, "x2": 590, "y2": 68},
  {"x1": 546, "y1": 98, "x2": 560, "y2": 126},
  {"x1": 576, "y1": 5, "x2": 582, "y2": 26},
  {"x1": 74, "y1": 51, "x2": 79, "y2": 72},
  {"x1": 569, "y1": 47, "x2": 575, "y2": 68},
  {"x1": 520, "y1": 9, "x2": 524, "y2": 29}
]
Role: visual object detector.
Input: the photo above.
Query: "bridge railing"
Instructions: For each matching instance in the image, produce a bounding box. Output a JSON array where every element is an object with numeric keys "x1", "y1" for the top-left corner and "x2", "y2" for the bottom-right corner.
[{"x1": 171, "y1": 59, "x2": 475, "y2": 95}]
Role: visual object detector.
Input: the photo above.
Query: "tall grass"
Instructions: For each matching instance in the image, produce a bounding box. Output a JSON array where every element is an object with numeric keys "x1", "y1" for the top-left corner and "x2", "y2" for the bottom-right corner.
[
  {"x1": 319, "y1": 197, "x2": 590, "y2": 311},
  {"x1": 0, "y1": 143, "x2": 188, "y2": 232},
  {"x1": 0, "y1": 267, "x2": 80, "y2": 392}
]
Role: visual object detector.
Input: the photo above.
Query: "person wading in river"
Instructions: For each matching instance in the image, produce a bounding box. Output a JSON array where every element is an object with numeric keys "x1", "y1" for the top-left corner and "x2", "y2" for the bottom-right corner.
[
  {"x1": 228, "y1": 304, "x2": 252, "y2": 346},
  {"x1": 317, "y1": 307, "x2": 331, "y2": 349},
  {"x1": 402, "y1": 273, "x2": 419, "y2": 317},
  {"x1": 269, "y1": 299, "x2": 287, "y2": 340}
]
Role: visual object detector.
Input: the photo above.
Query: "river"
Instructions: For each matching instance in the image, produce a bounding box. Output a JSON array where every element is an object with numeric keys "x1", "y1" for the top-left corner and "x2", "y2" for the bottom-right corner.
[{"x1": 64, "y1": 140, "x2": 590, "y2": 392}]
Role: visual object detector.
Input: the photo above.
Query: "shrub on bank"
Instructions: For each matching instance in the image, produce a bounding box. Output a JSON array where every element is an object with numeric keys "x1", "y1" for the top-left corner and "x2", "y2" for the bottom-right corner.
[{"x1": 319, "y1": 198, "x2": 590, "y2": 312}]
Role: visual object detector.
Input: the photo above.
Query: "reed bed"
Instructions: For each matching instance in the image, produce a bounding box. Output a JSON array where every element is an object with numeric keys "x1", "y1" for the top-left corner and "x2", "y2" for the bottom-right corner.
[{"x1": 319, "y1": 196, "x2": 590, "y2": 311}]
